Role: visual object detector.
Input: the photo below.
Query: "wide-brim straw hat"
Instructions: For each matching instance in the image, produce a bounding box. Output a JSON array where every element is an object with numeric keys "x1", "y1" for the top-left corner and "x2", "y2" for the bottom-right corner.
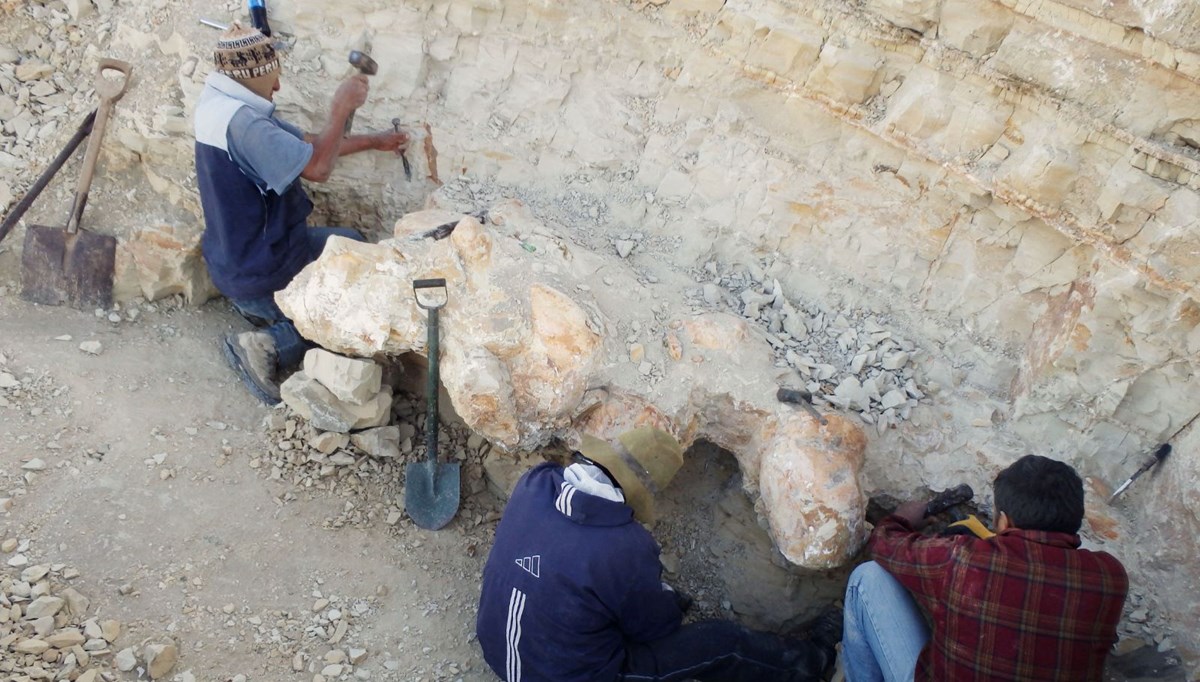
[{"x1": 578, "y1": 427, "x2": 684, "y2": 524}]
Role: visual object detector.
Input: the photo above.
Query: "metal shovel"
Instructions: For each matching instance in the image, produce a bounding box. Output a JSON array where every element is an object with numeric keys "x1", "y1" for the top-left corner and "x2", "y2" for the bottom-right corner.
[
  {"x1": 405, "y1": 278, "x2": 461, "y2": 530},
  {"x1": 20, "y1": 58, "x2": 132, "y2": 309},
  {"x1": 0, "y1": 110, "x2": 96, "y2": 247}
]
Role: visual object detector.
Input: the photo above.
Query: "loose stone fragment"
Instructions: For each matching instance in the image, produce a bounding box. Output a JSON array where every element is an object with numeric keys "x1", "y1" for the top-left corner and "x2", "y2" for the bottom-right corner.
[
  {"x1": 79, "y1": 341, "x2": 104, "y2": 355},
  {"x1": 32, "y1": 615, "x2": 55, "y2": 635},
  {"x1": 60, "y1": 587, "x2": 90, "y2": 616},
  {"x1": 25, "y1": 596, "x2": 65, "y2": 619},
  {"x1": 303, "y1": 349, "x2": 383, "y2": 405},
  {"x1": 329, "y1": 618, "x2": 348, "y2": 644},
  {"x1": 15, "y1": 61, "x2": 53, "y2": 81},
  {"x1": 47, "y1": 629, "x2": 86, "y2": 648},
  {"x1": 310, "y1": 431, "x2": 350, "y2": 454},
  {"x1": 100, "y1": 619, "x2": 121, "y2": 642},
  {"x1": 21, "y1": 564, "x2": 49, "y2": 581},
  {"x1": 281, "y1": 372, "x2": 392, "y2": 433},
  {"x1": 145, "y1": 641, "x2": 179, "y2": 679},
  {"x1": 115, "y1": 647, "x2": 137, "y2": 671},
  {"x1": 350, "y1": 426, "x2": 401, "y2": 458},
  {"x1": 15, "y1": 637, "x2": 51, "y2": 654}
]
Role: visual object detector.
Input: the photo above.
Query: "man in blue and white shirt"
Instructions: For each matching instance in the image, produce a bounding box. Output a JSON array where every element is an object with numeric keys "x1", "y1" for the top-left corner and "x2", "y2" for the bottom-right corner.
[
  {"x1": 476, "y1": 427, "x2": 841, "y2": 682},
  {"x1": 194, "y1": 24, "x2": 407, "y2": 404}
]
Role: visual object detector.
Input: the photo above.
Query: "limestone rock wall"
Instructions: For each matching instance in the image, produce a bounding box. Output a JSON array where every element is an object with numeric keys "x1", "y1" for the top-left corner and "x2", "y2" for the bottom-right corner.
[{"x1": 256, "y1": 0, "x2": 1198, "y2": 659}]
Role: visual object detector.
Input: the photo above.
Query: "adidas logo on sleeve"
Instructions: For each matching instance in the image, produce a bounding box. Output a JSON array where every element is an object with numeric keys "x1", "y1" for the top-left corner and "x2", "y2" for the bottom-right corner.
[{"x1": 516, "y1": 555, "x2": 541, "y2": 578}]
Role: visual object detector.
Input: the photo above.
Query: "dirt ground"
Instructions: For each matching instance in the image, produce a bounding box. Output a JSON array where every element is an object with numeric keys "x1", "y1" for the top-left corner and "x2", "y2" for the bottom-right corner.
[
  {"x1": 0, "y1": 292, "x2": 503, "y2": 681},
  {"x1": 0, "y1": 286, "x2": 838, "y2": 682}
]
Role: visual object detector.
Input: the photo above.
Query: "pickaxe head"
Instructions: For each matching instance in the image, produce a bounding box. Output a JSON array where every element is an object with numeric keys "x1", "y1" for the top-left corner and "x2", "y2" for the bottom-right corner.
[{"x1": 348, "y1": 50, "x2": 378, "y2": 75}]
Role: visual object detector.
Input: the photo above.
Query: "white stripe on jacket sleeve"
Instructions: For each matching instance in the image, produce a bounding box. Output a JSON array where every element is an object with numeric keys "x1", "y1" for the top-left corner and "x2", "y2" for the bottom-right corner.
[{"x1": 506, "y1": 587, "x2": 527, "y2": 681}]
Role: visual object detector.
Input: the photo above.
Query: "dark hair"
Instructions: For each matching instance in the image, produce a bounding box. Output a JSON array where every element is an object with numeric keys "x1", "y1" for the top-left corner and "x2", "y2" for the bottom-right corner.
[{"x1": 993, "y1": 455, "x2": 1084, "y2": 534}]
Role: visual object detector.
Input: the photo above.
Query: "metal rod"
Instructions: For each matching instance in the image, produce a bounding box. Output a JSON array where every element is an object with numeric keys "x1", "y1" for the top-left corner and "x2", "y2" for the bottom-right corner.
[{"x1": 199, "y1": 18, "x2": 229, "y2": 31}]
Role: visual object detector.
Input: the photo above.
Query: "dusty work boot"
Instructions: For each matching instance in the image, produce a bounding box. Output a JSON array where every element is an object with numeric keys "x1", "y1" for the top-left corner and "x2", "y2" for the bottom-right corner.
[
  {"x1": 787, "y1": 605, "x2": 844, "y2": 679},
  {"x1": 807, "y1": 605, "x2": 844, "y2": 652},
  {"x1": 222, "y1": 331, "x2": 281, "y2": 405}
]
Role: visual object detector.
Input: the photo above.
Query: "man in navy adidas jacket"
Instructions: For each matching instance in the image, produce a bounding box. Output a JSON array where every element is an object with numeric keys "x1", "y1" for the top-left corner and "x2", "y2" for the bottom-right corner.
[
  {"x1": 477, "y1": 427, "x2": 838, "y2": 682},
  {"x1": 194, "y1": 24, "x2": 408, "y2": 404}
]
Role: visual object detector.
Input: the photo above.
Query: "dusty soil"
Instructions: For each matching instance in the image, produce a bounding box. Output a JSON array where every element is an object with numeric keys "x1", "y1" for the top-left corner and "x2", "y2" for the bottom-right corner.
[
  {"x1": 0, "y1": 289, "x2": 823, "y2": 682},
  {"x1": 0, "y1": 293, "x2": 500, "y2": 681}
]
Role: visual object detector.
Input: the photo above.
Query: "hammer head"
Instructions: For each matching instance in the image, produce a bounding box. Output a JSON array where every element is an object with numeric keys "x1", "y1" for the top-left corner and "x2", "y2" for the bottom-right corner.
[{"x1": 348, "y1": 50, "x2": 378, "y2": 76}]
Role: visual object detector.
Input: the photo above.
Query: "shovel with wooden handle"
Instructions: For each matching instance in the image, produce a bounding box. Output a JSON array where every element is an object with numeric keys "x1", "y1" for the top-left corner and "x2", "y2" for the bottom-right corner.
[{"x1": 20, "y1": 58, "x2": 131, "y2": 309}]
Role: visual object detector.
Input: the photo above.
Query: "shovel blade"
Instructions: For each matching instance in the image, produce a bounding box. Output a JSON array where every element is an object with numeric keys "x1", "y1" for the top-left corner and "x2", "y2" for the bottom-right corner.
[
  {"x1": 20, "y1": 225, "x2": 115, "y2": 309},
  {"x1": 405, "y1": 459, "x2": 461, "y2": 530}
]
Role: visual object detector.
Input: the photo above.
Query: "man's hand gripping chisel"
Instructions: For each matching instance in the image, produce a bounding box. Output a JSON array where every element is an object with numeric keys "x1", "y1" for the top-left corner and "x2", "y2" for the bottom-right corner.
[{"x1": 391, "y1": 118, "x2": 412, "y2": 181}]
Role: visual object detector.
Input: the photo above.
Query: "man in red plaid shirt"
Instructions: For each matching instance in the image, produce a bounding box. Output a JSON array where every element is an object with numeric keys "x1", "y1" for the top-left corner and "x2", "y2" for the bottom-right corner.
[{"x1": 842, "y1": 455, "x2": 1128, "y2": 681}]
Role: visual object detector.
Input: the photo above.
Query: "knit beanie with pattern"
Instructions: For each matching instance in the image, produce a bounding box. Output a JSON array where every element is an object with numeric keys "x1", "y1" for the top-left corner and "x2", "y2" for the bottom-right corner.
[{"x1": 214, "y1": 23, "x2": 279, "y2": 100}]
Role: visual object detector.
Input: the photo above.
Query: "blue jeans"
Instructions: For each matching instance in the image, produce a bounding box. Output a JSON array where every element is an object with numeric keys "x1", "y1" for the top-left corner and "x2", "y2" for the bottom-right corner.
[
  {"x1": 228, "y1": 227, "x2": 363, "y2": 368},
  {"x1": 618, "y1": 620, "x2": 829, "y2": 682},
  {"x1": 842, "y1": 562, "x2": 930, "y2": 682}
]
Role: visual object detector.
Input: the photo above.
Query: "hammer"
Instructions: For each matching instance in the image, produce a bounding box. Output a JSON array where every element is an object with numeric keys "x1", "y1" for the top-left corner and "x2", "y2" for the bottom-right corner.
[{"x1": 344, "y1": 50, "x2": 378, "y2": 136}]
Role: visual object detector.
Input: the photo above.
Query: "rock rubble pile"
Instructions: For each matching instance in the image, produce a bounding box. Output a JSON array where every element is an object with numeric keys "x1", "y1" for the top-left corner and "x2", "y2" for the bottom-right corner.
[
  {"x1": 0, "y1": 546, "x2": 128, "y2": 682},
  {"x1": 258, "y1": 363, "x2": 501, "y2": 535},
  {"x1": 212, "y1": 588, "x2": 385, "y2": 682},
  {"x1": 0, "y1": 1, "x2": 118, "y2": 213},
  {"x1": 702, "y1": 263, "x2": 929, "y2": 436},
  {"x1": 1118, "y1": 590, "x2": 1179, "y2": 660},
  {"x1": 281, "y1": 350, "x2": 394, "y2": 435},
  {"x1": 432, "y1": 177, "x2": 932, "y2": 438}
]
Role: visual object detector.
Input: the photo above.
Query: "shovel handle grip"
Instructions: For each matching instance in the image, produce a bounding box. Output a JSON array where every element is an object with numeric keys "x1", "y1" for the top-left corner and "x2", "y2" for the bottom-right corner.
[
  {"x1": 66, "y1": 58, "x2": 132, "y2": 234},
  {"x1": 96, "y1": 58, "x2": 133, "y2": 101}
]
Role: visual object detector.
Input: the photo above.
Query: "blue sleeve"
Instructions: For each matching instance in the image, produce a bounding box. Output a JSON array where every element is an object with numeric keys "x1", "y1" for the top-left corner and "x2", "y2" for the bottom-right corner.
[
  {"x1": 614, "y1": 537, "x2": 683, "y2": 643},
  {"x1": 226, "y1": 109, "x2": 313, "y2": 194},
  {"x1": 275, "y1": 118, "x2": 306, "y2": 140}
]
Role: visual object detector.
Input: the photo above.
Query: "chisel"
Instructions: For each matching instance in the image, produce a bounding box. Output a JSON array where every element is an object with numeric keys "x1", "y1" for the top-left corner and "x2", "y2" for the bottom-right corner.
[{"x1": 1109, "y1": 444, "x2": 1172, "y2": 503}]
